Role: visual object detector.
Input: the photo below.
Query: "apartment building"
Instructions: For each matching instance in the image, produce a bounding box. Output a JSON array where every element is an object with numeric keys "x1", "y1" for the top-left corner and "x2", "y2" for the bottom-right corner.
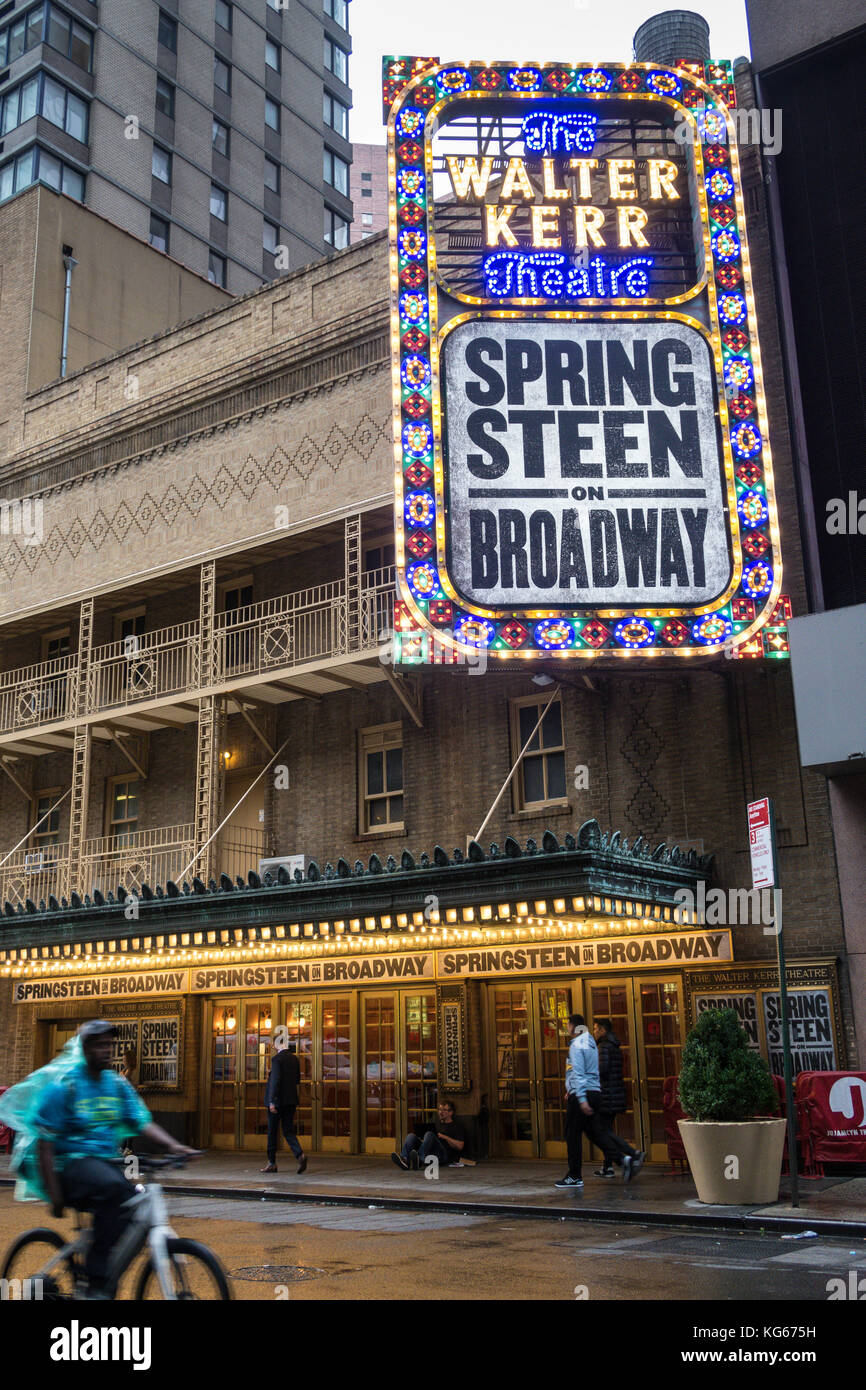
[
  {"x1": 348, "y1": 141, "x2": 386, "y2": 243},
  {"x1": 0, "y1": 0, "x2": 354, "y2": 291}
]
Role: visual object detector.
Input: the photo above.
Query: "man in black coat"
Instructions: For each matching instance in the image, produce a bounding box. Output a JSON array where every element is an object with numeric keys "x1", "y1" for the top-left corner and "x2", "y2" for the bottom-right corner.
[
  {"x1": 592, "y1": 1017, "x2": 643, "y2": 1179},
  {"x1": 261, "y1": 1039, "x2": 307, "y2": 1174}
]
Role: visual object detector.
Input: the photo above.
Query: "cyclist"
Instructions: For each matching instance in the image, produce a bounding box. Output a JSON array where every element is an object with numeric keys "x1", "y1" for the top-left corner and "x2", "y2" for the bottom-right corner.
[{"x1": 35, "y1": 1019, "x2": 198, "y2": 1299}]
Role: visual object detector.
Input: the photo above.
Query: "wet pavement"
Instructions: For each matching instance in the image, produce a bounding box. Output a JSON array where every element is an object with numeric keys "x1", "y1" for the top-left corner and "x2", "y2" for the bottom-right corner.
[
  {"x1": 3, "y1": 1153, "x2": 863, "y2": 1237},
  {"x1": 1, "y1": 1187, "x2": 863, "y2": 1301}
]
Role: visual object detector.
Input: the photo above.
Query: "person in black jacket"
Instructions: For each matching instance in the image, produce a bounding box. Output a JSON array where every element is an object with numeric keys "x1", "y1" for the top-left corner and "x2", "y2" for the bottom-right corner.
[
  {"x1": 261, "y1": 1040, "x2": 307, "y2": 1174},
  {"x1": 592, "y1": 1018, "x2": 643, "y2": 1179}
]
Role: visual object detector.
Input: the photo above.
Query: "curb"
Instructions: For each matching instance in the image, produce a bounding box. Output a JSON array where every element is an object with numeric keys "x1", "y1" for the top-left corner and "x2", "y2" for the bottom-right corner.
[{"x1": 4, "y1": 1175, "x2": 859, "y2": 1239}]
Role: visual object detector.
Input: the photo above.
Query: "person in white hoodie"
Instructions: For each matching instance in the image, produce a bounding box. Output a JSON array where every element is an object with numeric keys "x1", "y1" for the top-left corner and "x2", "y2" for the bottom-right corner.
[{"x1": 555, "y1": 1014, "x2": 644, "y2": 1189}]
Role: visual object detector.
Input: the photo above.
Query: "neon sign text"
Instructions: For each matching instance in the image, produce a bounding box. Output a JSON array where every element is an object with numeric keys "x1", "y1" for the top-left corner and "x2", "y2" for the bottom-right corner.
[{"x1": 481, "y1": 251, "x2": 654, "y2": 299}]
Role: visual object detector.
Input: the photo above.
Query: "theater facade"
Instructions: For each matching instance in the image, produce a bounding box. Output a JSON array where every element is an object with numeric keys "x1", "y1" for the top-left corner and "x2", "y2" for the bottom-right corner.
[
  {"x1": 0, "y1": 821, "x2": 847, "y2": 1160},
  {"x1": 0, "y1": 55, "x2": 858, "y2": 1162}
]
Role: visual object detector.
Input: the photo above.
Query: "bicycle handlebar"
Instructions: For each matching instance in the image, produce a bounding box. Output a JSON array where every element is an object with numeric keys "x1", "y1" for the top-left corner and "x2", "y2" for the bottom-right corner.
[{"x1": 108, "y1": 1150, "x2": 206, "y2": 1171}]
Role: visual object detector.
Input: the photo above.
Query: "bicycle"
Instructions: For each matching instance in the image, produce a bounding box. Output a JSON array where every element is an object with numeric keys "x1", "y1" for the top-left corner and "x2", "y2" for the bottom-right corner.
[{"x1": 1, "y1": 1153, "x2": 231, "y2": 1301}]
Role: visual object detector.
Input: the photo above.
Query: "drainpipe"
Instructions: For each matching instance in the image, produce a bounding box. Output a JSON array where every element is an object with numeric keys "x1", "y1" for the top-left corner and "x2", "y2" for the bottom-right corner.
[{"x1": 60, "y1": 246, "x2": 78, "y2": 378}]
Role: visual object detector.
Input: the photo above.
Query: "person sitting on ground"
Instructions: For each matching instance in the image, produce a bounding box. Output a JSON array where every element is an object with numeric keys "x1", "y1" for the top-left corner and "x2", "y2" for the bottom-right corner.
[{"x1": 391, "y1": 1099, "x2": 465, "y2": 1171}]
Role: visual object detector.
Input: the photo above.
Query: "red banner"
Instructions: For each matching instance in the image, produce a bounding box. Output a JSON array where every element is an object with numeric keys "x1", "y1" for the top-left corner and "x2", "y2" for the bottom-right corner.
[{"x1": 797, "y1": 1071, "x2": 866, "y2": 1164}]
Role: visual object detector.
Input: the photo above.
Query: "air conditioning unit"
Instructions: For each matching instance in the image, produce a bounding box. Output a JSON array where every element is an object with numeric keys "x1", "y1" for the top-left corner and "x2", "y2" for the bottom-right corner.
[
  {"x1": 258, "y1": 854, "x2": 306, "y2": 881},
  {"x1": 24, "y1": 851, "x2": 45, "y2": 874}
]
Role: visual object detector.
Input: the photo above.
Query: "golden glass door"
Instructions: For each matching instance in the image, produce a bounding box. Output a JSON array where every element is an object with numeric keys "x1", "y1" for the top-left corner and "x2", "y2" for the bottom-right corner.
[
  {"x1": 318, "y1": 994, "x2": 353, "y2": 1152},
  {"x1": 283, "y1": 998, "x2": 314, "y2": 1151},
  {"x1": 492, "y1": 986, "x2": 534, "y2": 1155},
  {"x1": 587, "y1": 976, "x2": 683, "y2": 1162},
  {"x1": 403, "y1": 991, "x2": 438, "y2": 1136},
  {"x1": 210, "y1": 1000, "x2": 241, "y2": 1148},
  {"x1": 638, "y1": 979, "x2": 684, "y2": 1162},
  {"x1": 363, "y1": 994, "x2": 397, "y2": 1153},
  {"x1": 585, "y1": 979, "x2": 639, "y2": 1152},
  {"x1": 534, "y1": 984, "x2": 573, "y2": 1159},
  {"x1": 489, "y1": 982, "x2": 576, "y2": 1157},
  {"x1": 363, "y1": 991, "x2": 438, "y2": 1153},
  {"x1": 241, "y1": 998, "x2": 275, "y2": 1149},
  {"x1": 282, "y1": 994, "x2": 354, "y2": 1152}
]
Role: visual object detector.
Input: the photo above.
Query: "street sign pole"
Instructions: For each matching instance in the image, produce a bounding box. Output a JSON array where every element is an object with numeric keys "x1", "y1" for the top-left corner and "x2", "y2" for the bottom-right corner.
[
  {"x1": 768, "y1": 799, "x2": 800, "y2": 1209},
  {"x1": 749, "y1": 795, "x2": 799, "y2": 1208}
]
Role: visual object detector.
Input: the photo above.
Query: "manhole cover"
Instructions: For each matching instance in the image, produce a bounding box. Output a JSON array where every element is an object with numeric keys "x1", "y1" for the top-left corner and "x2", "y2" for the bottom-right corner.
[{"x1": 229, "y1": 1265, "x2": 326, "y2": 1283}]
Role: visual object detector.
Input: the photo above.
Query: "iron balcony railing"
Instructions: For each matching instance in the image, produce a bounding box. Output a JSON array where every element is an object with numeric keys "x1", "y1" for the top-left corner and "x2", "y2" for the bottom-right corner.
[
  {"x1": 0, "y1": 823, "x2": 269, "y2": 907},
  {"x1": 0, "y1": 570, "x2": 395, "y2": 737}
]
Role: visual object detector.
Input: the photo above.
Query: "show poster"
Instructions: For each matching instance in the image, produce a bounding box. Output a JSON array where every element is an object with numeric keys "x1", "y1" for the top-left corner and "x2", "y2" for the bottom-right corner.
[
  {"x1": 764, "y1": 989, "x2": 836, "y2": 1074},
  {"x1": 387, "y1": 59, "x2": 784, "y2": 659},
  {"x1": 693, "y1": 991, "x2": 760, "y2": 1049}
]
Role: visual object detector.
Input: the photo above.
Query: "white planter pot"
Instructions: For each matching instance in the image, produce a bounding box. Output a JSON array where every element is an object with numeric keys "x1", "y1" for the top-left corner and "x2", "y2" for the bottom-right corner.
[{"x1": 678, "y1": 1119, "x2": 787, "y2": 1205}]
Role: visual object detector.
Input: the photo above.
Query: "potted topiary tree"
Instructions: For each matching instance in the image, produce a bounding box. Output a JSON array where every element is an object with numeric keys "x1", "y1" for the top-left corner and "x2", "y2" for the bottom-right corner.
[{"x1": 678, "y1": 1007, "x2": 786, "y2": 1205}]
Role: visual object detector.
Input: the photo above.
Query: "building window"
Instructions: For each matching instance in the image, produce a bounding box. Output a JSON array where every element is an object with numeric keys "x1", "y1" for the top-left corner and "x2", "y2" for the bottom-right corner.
[
  {"x1": 208, "y1": 249, "x2": 226, "y2": 287},
  {"x1": 363, "y1": 543, "x2": 395, "y2": 574},
  {"x1": 323, "y1": 92, "x2": 348, "y2": 138},
  {"x1": 151, "y1": 144, "x2": 171, "y2": 184},
  {"x1": 510, "y1": 697, "x2": 567, "y2": 810},
  {"x1": 42, "y1": 628, "x2": 70, "y2": 661},
  {"x1": 264, "y1": 156, "x2": 280, "y2": 192},
  {"x1": 31, "y1": 790, "x2": 61, "y2": 853},
  {"x1": 214, "y1": 56, "x2": 231, "y2": 94},
  {"x1": 210, "y1": 182, "x2": 227, "y2": 221},
  {"x1": 0, "y1": 74, "x2": 88, "y2": 142},
  {"x1": 265, "y1": 38, "x2": 280, "y2": 71},
  {"x1": 149, "y1": 212, "x2": 169, "y2": 252},
  {"x1": 108, "y1": 778, "x2": 139, "y2": 846},
  {"x1": 264, "y1": 96, "x2": 280, "y2": 131},
  {"x1": 361, "y1": 171, "x2": 371, "y2": 181},
  {"x1": 68, "y1": 17, "x2": 92, "y2": 70},
  {"x1": 360, "y1": 725, "x2": 403, "y2": 832},
  {"x1": 157, "y1": 9, "x2": 177, "y2": 52},
  {"x1": 0, "y1": 146, "x2": 82, "y2": 204},
  {"x1": 323, "y1": 36, "x2": 348, "y2": 83},
  {"x1": 156, "y1": 76, "x2": 175, "y2": 118},
  {"x1": 361, "y1": 186, "x2": 372, "y2": 198},
  {"x1": 263, "y1": 219, "x2": 279, "y2": 253},
  {"x1": 215, "y1": 0, "x2": 232, "y2": 32},
  {"x1": 323, "y1": 148, "x2": 349, "y2": 196},
  {"x1": 361, "y1": 212, "x2": 372, "y2": 226},
  {"x1": 0, "y1": 4, "x2": 43, "y2": 67},
  {"x1": 324, "y1": 0, "x2": 349, "y2": 28},
  {"x1": 39, "y1": 5, "x2": 94, "y2": 71},
  {"x1": 42, "y1": 76, "x2": 88, "y2": 141},
  {"x1": 1, "y1": 76, "x2": 38, "y2": 135},
  {"x1": 115, "y1": 608, "x2": 146, "y2": 644},
  {"x1": 212, "y1": 118, "x2": 229, "y2": 157},
  {"x1": 324, "y1": 207, "x2": 349, "y2": 249}
]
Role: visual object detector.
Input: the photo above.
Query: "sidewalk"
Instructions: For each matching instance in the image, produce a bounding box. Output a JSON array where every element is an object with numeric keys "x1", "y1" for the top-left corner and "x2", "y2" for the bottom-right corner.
[{"x1": 5, "y1": 1152, "x2": 862, "y2": 1236}]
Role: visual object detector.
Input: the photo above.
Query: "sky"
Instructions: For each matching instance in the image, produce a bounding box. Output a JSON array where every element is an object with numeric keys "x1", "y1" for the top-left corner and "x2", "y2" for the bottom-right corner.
[{"x1": 348, "y1": 0, "x2": 752, "y2": 145}]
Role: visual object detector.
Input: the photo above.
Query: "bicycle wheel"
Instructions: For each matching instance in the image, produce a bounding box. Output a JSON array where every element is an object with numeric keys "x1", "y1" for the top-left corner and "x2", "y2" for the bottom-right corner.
[
  {"x1": 133, "y1": 1238, "x2": 232, "y2": 1301},
  {"x1": 0, "y1": 1228, "x2": 78, "y2": 1300}
]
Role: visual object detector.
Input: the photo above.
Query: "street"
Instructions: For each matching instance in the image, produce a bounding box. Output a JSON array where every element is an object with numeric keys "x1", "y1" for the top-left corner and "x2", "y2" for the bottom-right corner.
[{"x1": 1, "y1": 1191, "x2": 863, "y2": 1301}]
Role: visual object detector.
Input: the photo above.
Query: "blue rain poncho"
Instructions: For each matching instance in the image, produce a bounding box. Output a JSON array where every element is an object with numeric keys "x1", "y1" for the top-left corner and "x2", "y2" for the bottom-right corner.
[{"x1": 0, "y1": 1036, "x2": 84, "y2": 1201}]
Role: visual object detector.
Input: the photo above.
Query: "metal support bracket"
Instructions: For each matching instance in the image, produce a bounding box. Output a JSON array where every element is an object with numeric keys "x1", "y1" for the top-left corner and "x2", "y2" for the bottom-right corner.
[{"x1": 383, "y1": 668, "x2": 423, "y2": 729}]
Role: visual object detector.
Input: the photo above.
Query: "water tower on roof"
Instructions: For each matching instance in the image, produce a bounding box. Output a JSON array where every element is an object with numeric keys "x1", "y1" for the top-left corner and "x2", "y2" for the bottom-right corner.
[{"x1": 633, "y1": 10, "x2": 711, "y2": 65}]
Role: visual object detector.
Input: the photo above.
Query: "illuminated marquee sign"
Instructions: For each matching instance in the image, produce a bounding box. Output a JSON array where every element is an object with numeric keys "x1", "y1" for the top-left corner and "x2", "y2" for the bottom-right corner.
[{"x1": 387, "y1": 61, "x2": 784, "y2": 658}]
